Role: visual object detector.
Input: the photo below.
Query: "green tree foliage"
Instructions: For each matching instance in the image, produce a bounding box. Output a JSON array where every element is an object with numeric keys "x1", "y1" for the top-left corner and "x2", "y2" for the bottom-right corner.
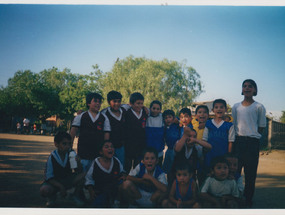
[
  {"x1": 280, "y1": 111, "x2": 285, "y2": 123},
  {"x1": 0, "y1": 67, "x2": 102, "y2": 121},
  {"x1": 101, "y1": 56, "x2": 203, "y2": 113}
]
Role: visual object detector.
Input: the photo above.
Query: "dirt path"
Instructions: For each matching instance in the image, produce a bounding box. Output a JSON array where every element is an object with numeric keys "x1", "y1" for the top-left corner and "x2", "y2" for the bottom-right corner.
[{"x1": 0, "y1": 133, "x2": 285, "y2": 208}]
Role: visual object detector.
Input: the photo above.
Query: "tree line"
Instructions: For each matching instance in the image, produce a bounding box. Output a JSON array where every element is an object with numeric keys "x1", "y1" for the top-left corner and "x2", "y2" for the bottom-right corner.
[{"x1": 0, "y1": 55, "x2": 203, "y2": 129}]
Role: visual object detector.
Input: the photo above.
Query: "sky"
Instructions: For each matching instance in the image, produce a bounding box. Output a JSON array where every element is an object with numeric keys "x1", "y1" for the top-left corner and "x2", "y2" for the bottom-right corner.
[{"x1": 0, "y1": 1, "x2": 285, "y2": 120}]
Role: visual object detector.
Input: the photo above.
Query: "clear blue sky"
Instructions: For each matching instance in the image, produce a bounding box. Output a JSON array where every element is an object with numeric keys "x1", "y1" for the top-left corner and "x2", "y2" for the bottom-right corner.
[{"x1": 0, "y1": 4, "x2": 285, "y2": 119}]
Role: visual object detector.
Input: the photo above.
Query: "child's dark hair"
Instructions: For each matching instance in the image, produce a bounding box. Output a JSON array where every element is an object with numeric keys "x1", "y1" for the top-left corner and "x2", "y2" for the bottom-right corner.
[
  {"x1": 224, "y1": 153, "x2": 238, "y2": 160},
  {"x1": 86, "y1": 92, "x2": 103, "y2": 108},
  {"x1": 210, "y1": 156, "x2": 230, "y2": 170},
  {"x1": 179, "y1": 107, "x2": 192, "y2": 117},
  {"x1": 99, "y1": 139, "x2": 114, "y2": 152},
  {"x1": 242, "y1": 79, "x2": 258, "y2": 96},
  {"x1": 54, "y1": 131, "x2": 71, "y2": 144},
  {"x1": 213, "y1": 99, "x2": 227, "y2": 109},
  {"x1": 150, "y1": 100, "x2": 162, "y2": 109},
  {"x1": 142, "y1": 146, "x2": 158, "y2": 159},
  {"x1": 175, "y1": 162, "x2": 194, "y2": 174},
  {"x1": 129, "y1": 92, "x2": 144, "y2": 104},
  {"x1": 195, "y1": 105, "x2": 209, "y2": 115},
  {"x1": 162, "y1": 109, "x2": 175, "y2": 119},
  {"x1": 107, "y1": 90, "x2": 122, "y2": 103}
]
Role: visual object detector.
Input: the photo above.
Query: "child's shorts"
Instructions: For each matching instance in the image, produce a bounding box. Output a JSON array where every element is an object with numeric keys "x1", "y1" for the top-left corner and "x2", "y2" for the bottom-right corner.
[
  {"x1": 41, "y1": 174, "x2": 78, "y2": 192},
  {"x1": 135, "y1": 189, "x2": 154, "y2": 208}
]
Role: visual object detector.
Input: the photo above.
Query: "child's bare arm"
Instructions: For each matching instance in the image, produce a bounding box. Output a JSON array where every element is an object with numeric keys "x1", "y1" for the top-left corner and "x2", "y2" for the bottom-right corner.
[
  {"x1": 200, "y1": 192, "x2": 221, "y2": 207},
  {"x1": 174, "y1": 135, "x2": 188, "y2": 152},
  {"x1": 228, "y1": 141, "x2": 233, "y2": 153},
  {"x1": 70, "y1": 127, "x2": 78, "y2": 148},
  {"x1": 142, "y1": 174, "x2": 167, "y2": 192},
  {"x1": 168, "y1": 180, "x2": 178, "y2": 206},
  {"x1": 190, "y1": 137, "x2": 212, "y2": 151},
  {"x1": 48, "y1": 178, "x2": 66, "y2": 197},
  {"x1": 126, "y1": 175, "x2": 152, "y2": 187}
]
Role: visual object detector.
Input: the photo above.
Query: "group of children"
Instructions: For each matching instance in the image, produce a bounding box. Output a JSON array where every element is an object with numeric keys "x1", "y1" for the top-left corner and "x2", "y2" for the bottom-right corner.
[{"x1": 40, "y1": 79, "x2": 266, "y2": 209}]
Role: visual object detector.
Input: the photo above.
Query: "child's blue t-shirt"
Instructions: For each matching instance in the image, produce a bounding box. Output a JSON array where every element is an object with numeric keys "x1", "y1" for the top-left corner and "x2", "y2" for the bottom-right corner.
[
  {"x1": 165, "y1": 123, "x2": 180, "y2": 150},
  {"x1": 145, "y1": 113, "x2": 165, "y2": 155}
]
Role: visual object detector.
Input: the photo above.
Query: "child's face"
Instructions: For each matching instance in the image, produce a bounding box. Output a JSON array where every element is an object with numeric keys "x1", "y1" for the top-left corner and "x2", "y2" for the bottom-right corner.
[
  {"x1": 109, "y1": 99, "x2": 121, "y2": 111},
  {"x1": 196, "y1": 108, "x2": 209, "y2": 123},
  {"x1": 242, "y1": 81, "x2": 256, "y2": 97},
  {"x1": 176, "y1": 169, "x2": 192, "y2": 185},
  {"x1": 56, "y1": 138, "x2": 71, "y2": 154},
  {"x1": 213, "y1": 103, "x2": 226, "y2": 119},
  {"x1": 213, "y1": 162, "x2": 229, "y2": 181},
  {"x1": 150, "y1": 104, "x2": 161, "y2": 117},
  {"x1": 88, "y1": 98, "x2": 102, "y2": 113},
  {"x1": 164, "y1": 115, "x2": 175, "y2": 126},
  {"x1": 142, "y1": 152, "x2": 158, "y2": 173},
  {"x1": 100, "y1": 142, "x2": 114, "y2": 159},
  {"x1": 131, "y1": 99, "x2": 144, "y2": 113},
  {"x1": 226, "y1": 157, "x2": 238, "y2": 176},
  {"x1": 179, "y1": 113, "x2": 192, "y2": 127}
]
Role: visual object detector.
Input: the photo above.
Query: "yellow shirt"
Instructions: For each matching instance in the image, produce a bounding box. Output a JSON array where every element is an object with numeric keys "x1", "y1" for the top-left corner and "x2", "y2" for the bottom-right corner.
[{"x1": 192, "y1": 118, "x2": 205, "y2": 140}]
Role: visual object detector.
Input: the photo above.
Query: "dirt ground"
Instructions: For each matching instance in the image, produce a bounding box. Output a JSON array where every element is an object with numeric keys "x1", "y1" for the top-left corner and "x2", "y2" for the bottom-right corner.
[{"x1": 1, "y1": 133, "x2": 285, "y2": 209}]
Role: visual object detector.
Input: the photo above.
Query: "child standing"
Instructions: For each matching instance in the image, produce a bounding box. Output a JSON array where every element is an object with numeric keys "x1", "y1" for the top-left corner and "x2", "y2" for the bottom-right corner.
[
  {"x1": 101, "y1": 91, "x2": 126, "y2": 166},
  {"x1": 145, "y1": 100, "x2": 165, "y2": 167},
  {"x1": 120, "y1": 147, "x2": 167, "y2": 208},
  {"x1": 162, "y1": 163, "x2": 200, "y2": 208},
  {"x1": 232, "y1": 79, "x2": 266, "y2": 207},
  {"x1": 200, "y1": 156, "x2": 239, "y2": 208},
  {"x1": 178, "y1": 107, "x2": 193, "y2": 137},
  {"x1": 70, "y1": 92, "x2": 111, "y2": 172},
  {"x1": 124, "y1": 92, "x2": 148, "y2": 174},
  {"x1": 85, "y1": 140, "x2": 125, "y2": 208},
  {"x1": 162, "y1": 109, "x2": 180, "y2": 174},
  {"x1": 192, "y1": 105, "x2": 209, "y2": 140},
  {"x1": 40, "y1": 132, "x2": 85, "y2": 207},
  {"x1": 202, "y1": 99, "x2": 235, "y2": 169}
]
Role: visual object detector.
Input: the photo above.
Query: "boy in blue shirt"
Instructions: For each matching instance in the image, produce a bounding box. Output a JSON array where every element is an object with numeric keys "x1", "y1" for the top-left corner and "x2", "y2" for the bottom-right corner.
[
  {"x1": 202, "y1": 99, "x2": 235, "y2": 170},
  {"x1": 162, "y1": 109, "x2": 180, "y2": 174},
  {"x1": 120, "y1": 147, "x2": 167, "y2": 208}
]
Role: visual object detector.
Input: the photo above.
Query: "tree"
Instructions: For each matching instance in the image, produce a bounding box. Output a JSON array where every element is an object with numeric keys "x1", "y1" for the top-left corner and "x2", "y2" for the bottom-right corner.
[
  {"x1": 101, "y1": 56, "x2": 203, "y2": 113},
  {"x1": 280, "y1": 111, "x2": 285, "y2": 123}
]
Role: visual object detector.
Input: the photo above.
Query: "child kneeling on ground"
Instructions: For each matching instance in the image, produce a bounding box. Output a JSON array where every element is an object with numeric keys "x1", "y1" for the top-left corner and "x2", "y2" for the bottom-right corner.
[
  {"x1": 200, "y1": 156, "x2": 239, "y2": 208},
  {"x1": 40, "y1": 132, "x2": 85, "y2": 207},
  {"x1": 85, "y1": 140, "x2": 126, "y2": 208},
  {"x1": 162, "y1": 163, "x2": 200, "y2": 208},
  {"x1": 120, "y1": 147, "x2": 167, "y2": 208}
]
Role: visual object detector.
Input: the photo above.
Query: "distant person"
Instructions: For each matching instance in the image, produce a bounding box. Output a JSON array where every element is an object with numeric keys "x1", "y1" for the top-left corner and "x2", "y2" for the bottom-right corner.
[
  {"x1": 70, "y1": 92, "x2": 111, "y2": 172},
  {"x1": 23, "y1": 118, "x2": 30, "y2": 134},
  {"x1": 16, "y1": 122, "x2": 21, "y2": 134},
  {"x1": 232, "y1": 79, "x2": 266, "y2": 208},
  {"x1": 40, "y1": 132, "x2": 85, "y2": 207}
]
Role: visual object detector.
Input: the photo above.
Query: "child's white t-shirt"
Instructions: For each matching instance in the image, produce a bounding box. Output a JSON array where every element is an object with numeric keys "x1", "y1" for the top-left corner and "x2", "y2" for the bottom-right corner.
[
  {"x1": 201, "y1": 177, "x2": 239, "y2": 198},
  {"x1": 232, "y1": 101, "x2": 266, "y2": 139}
]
